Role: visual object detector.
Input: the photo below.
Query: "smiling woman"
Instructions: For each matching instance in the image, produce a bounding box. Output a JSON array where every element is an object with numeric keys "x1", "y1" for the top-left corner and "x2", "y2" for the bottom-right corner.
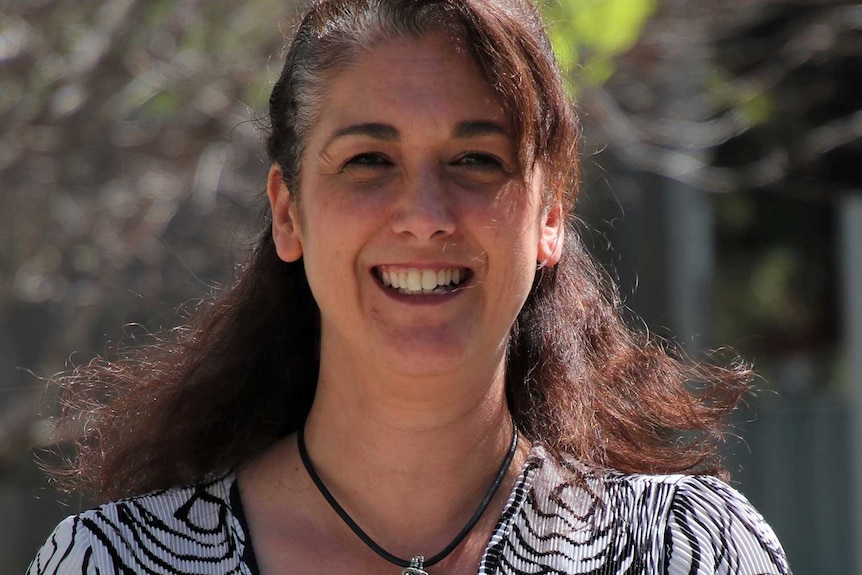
[
  {"x1": 28, "y1": 0, "x2": 791, "y2": 574},
  {"x1": 268, "y1": 31, "x2": 558, "y2": 380}
]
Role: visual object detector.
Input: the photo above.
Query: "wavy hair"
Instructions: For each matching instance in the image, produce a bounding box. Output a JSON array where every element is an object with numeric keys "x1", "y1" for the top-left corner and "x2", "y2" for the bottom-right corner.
[{"x1": 54, "y1": 0, "x2": 750, "y2": 502}]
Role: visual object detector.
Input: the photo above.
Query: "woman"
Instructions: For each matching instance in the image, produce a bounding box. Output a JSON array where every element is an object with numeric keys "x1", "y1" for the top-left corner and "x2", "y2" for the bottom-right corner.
[{"x1": 28, "y1": 0, "x2": 791, "y2": 573}]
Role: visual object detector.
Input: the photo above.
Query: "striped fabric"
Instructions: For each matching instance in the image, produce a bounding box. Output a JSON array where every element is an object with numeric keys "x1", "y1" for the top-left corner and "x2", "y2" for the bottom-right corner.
[{"x1": 28, "y1": 445, "x2": 791, "y2": 574}]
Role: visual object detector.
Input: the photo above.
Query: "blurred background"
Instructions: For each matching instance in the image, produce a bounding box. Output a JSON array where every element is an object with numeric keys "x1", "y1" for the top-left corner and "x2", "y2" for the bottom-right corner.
[{"x1": 1, "y1": 0, "x2": 860, "y2": 572}]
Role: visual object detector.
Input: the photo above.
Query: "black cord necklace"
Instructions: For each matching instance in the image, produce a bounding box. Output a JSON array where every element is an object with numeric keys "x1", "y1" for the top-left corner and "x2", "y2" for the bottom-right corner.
[{"x1": 297, "y1": 422, "x2": 519, "y2": 575}]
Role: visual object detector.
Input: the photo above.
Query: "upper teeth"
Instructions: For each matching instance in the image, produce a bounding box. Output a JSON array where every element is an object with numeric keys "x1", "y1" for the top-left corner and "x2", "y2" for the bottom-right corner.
[{"x1": 379, "y1": 267, "x2": 465, "y2": 293}]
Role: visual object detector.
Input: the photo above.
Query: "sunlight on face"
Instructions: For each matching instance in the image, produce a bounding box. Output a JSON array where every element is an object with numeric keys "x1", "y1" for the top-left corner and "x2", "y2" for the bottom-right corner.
[{"x1": 268, "y1": 31, "x2": 562, "y2": 383}]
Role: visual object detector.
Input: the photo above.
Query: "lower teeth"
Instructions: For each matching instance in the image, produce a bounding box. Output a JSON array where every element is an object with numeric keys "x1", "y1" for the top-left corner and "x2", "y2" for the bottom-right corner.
[{"x1": 396, "y1": 284, "x2": 454, "y2": 294}]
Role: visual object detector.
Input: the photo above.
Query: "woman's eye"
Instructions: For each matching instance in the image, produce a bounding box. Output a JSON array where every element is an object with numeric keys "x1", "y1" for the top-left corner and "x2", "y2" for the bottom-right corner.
[
  {"x1": 343, "y1": 153, "x2": 392, "y2": 169},
  {"x1": 453, "y1": 153, "x2": 505, "y2": 170}
]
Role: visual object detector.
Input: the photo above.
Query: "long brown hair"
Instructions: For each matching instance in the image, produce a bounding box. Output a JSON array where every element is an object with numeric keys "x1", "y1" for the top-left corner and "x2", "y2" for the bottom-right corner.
[{"x1": 54, "y1": 0, "x2": 750, "y2": 502}]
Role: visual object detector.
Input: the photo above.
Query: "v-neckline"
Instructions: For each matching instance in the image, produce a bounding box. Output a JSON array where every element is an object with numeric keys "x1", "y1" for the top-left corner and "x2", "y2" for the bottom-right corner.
[{"x1": 226, "y1": 446, "x2": 544, "y2": 575}]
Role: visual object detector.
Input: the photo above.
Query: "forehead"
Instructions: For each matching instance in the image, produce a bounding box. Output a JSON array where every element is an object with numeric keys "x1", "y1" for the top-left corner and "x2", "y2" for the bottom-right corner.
[{"x1": 311, "y1": 32, "x2": 509, "y2": 134}]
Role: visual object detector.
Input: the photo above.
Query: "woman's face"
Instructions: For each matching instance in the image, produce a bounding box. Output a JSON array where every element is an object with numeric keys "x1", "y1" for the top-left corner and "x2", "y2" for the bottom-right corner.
[{"x1": 268, "y1": 31, "x2": 563, "y2": 380}]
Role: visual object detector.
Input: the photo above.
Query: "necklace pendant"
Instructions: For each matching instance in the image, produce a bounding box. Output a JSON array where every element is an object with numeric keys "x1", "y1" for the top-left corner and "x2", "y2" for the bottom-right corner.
[{"x1": 402, "y1": 555, "x2": 428, "y2": 575}]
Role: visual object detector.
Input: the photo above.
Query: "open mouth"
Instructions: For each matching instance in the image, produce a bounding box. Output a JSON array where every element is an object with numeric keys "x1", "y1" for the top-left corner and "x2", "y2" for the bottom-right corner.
[{"x1": 374, "y1": 266, "x2": 472, "y2": 295}]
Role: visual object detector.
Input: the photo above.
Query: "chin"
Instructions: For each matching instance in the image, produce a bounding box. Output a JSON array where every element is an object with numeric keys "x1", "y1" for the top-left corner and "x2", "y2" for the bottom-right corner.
[
  {"x1": 384, "y1": 348, "x2": 465, "y2": 376},
  {"x1": 377, "y1": 335, "x2": 472, "y2": 377}
]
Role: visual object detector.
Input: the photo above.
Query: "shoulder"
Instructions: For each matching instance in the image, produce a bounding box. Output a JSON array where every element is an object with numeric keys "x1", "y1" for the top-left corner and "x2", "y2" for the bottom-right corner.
[
  {"x1": 523, "y1": 446, "x2": 685, "y2": 528},
  {"x1": 27, "y1": 473, "x2": 250, "y2": 575},
  {"x1": 491, "y1": 446, "x2": 790, "y2": 575},
  {"x1": 665, "y1": 474, "x2": 792, "y2": 574},
  {"x1": 491, "y1": 447, "x2": 682, "y2": 574}
]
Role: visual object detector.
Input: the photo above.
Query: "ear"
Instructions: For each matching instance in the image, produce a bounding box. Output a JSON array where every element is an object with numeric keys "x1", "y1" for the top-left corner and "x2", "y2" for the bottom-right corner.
[
  {"x1": 537, "y1": 201, "x2": 564, "y2": 268},
  {"x1": 267, "y1": 164, "x2": 303, "y2": 263}
]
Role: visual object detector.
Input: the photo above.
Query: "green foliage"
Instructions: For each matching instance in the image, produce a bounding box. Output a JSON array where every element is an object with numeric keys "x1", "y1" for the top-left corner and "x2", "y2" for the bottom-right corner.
[
  {"x1": 712, "y1": 191, "x2": 835, "y2": 358},
  {"x1": 542, "y1": 0, "x2": 656, "y2": 93},
  {"x1": 737, "y1": 91, "x2": 773, "y2": 126},
  {"x1": 143, "y1": 90, "x2": 181, "y2": 117},
  {"x1": 749, "y1": 247, "x2": 798, "y2": 323},
  {"x1": 709, "y1": 71, "x2": 775, "y2": 126}
]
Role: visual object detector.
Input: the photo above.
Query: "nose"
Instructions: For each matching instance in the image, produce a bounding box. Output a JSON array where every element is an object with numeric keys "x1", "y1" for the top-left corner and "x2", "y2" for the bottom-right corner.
[{"x1": 390, "y1": 168, "x2": 456, "y2": 241}]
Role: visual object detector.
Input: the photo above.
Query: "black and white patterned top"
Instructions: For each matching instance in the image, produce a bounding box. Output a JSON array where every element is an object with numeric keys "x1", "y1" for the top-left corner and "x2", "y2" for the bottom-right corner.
[{"x1": 28, "y1": 445, "x2": 792, "y2": 574}]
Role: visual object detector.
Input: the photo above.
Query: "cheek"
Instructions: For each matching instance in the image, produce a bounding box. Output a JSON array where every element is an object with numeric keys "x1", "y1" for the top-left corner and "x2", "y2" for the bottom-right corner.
[
  {"x1": 479, "y1": 208, "x2": 541, "y2": 300},
  {"x1": 298, "y1": 201, "x2": 371, "y2": 295},
  {"x1": 480, "y1": 187, "x2": 543, "y2": 254}
]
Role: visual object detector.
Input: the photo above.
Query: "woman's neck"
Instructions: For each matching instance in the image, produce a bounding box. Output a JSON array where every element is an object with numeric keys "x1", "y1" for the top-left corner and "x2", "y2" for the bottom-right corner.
[
  {"x1": 300, "y1": 359, "x2": 519, "y2": 559},
  {"x1": 236, "y1": 355, "x2": 528, "y2": 575}
]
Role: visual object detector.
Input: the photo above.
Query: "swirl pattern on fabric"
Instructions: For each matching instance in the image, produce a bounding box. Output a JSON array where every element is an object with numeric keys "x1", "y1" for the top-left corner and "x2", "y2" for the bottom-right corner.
[
  {"x1": 27, "y1": 446, "x2": 792, "y2": 575},
  {"x1": 28, "y1": 478, "x2": 249, "y2": 575}
]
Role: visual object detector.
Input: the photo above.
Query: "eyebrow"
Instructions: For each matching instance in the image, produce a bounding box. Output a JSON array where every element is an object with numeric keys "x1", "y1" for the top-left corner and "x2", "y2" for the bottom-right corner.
[
  {"x1": 327, "y1": 123, "x2": 400, "y2": 144},
  {"x1": 321, "y1": 120, "x2": 510, "y2": 153},
  {"x1": 452, "y1": 120, "x2": 510, "y2": 139}
]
